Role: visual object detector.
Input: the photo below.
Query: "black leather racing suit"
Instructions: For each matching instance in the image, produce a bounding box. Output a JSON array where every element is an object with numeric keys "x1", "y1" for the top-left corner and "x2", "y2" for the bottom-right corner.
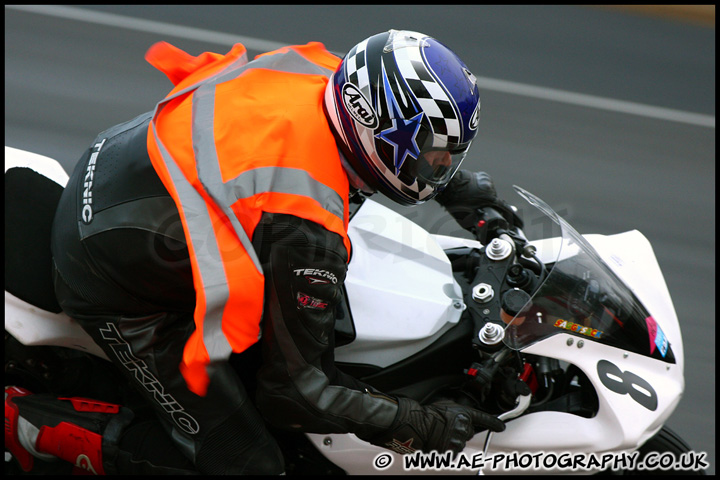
[{"x1": 50, "y1": 112, "x2": 398, "y2": 474}]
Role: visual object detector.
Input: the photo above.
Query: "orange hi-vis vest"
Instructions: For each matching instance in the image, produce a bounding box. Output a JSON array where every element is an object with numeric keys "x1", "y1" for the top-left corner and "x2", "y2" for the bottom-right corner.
[{"x1": 145, "y1": 41, "x2": 351, "y2": 396}]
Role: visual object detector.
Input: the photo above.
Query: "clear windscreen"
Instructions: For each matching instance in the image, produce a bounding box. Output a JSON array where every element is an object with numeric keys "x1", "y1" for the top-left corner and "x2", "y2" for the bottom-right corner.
[{"x1": 502, "y1": 187, "x2": 675, "y2": 363}]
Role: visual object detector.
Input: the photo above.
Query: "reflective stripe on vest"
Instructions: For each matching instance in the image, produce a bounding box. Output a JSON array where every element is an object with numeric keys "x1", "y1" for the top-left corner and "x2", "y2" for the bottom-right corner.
[{"x1": 146, "y1": 42, "x2": 348, "y2": 396}]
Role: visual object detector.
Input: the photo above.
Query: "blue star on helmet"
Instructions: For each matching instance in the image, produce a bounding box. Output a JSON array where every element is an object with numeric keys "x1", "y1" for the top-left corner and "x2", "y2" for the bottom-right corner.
[
  {"x1": 376, "y1": 112, "x2": 424, "y2": 175},
  {"x1": 375, "y1": 64, "x2": 425, "y2": 175}
]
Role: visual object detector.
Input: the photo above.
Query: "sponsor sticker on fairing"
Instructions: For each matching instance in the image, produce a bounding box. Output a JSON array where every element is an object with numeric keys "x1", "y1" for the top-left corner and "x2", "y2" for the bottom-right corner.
[{"x1": 553, "y1": 318, "x2": 603, "y2": 339}]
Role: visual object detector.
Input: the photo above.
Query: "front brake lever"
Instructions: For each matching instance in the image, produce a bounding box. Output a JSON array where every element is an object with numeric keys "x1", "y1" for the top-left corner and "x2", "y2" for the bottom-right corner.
[{"x1": 479, "y1": 393, "x2": 532, "y2": 475}]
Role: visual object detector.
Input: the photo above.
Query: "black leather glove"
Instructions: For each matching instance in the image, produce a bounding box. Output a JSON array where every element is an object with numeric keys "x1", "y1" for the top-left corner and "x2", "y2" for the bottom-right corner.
[
  {"x1": 436, "y1": 170, "x2": 523, "y2": 231},
  {"x1": 360, "y1": 396, "x2": 505, "y2": 455}
]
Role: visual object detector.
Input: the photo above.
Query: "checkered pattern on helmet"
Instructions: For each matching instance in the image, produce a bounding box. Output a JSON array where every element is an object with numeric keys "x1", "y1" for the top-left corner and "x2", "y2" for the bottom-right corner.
[
  {"x1": 342, "y1": 38, "x2": 381, "y2": 173},
  {"x1": 344, "y1": 39, "x2": 371, "y2": 100},
  {"x1": 392, "y1": 41, "x2": 461, "y2": 148}
]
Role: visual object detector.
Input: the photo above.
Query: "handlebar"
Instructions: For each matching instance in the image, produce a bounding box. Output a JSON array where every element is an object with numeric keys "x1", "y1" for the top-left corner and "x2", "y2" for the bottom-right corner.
[{"x1": 472, "y1": 207, "x2": 509, "y2": 246}]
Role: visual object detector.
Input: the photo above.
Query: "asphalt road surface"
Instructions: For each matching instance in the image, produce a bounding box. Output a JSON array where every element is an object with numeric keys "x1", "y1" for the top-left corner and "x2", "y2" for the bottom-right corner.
[{"x1": 5, "y1": 5, "x2": 715, "y2": 473}]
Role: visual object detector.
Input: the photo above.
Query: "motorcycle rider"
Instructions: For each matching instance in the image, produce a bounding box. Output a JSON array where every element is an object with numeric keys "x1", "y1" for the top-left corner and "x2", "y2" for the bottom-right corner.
[{"x1": 6, "y1": 30, "x2": 519, "y2": 475}]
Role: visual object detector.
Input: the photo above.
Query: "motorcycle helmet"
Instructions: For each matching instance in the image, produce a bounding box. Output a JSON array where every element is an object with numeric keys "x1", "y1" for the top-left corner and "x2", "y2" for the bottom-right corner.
[{"x1": 324, "y1": 29, "x2": 480, "y2": 205}]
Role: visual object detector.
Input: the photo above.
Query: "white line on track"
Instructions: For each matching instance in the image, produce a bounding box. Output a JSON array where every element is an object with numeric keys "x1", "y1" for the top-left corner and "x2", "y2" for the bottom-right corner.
[{"x1": 7, "y1": 4, "x2": 715, "y2": 128}]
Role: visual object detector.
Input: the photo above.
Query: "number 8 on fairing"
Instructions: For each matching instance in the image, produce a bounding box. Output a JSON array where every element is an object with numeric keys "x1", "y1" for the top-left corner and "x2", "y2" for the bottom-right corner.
[{"x1": 597, "y1": 359, "x2": 658, "y2": 411}]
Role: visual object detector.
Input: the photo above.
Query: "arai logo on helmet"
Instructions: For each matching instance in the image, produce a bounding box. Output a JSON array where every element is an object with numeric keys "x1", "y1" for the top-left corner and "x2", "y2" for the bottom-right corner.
[
  {"x1": 469, "y1": 101, "x2": 480, "y2": 131},
  {"x1": 342, "y1": 83, "x2": 378, "y2": 129}
]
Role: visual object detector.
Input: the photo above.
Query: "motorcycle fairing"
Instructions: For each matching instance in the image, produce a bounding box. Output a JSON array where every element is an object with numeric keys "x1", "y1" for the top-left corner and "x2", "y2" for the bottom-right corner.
[
  {"x1": 310, "y1": 188, "x2": 684, "y2": 474},
  {"x1": 334, "y1": 198, "x2": 465, "y2": 368}
]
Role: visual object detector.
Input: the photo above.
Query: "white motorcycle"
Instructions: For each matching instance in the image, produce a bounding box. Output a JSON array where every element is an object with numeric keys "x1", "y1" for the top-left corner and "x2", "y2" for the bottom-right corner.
[{"x1": 5, "y1": 146, "x2": 704, "y2": 475}]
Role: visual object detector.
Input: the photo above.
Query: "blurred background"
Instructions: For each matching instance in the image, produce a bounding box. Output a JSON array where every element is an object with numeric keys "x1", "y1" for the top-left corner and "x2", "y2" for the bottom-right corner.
[{"x1": 5, "y1": 5, "x2": 715, "y2": 473}]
